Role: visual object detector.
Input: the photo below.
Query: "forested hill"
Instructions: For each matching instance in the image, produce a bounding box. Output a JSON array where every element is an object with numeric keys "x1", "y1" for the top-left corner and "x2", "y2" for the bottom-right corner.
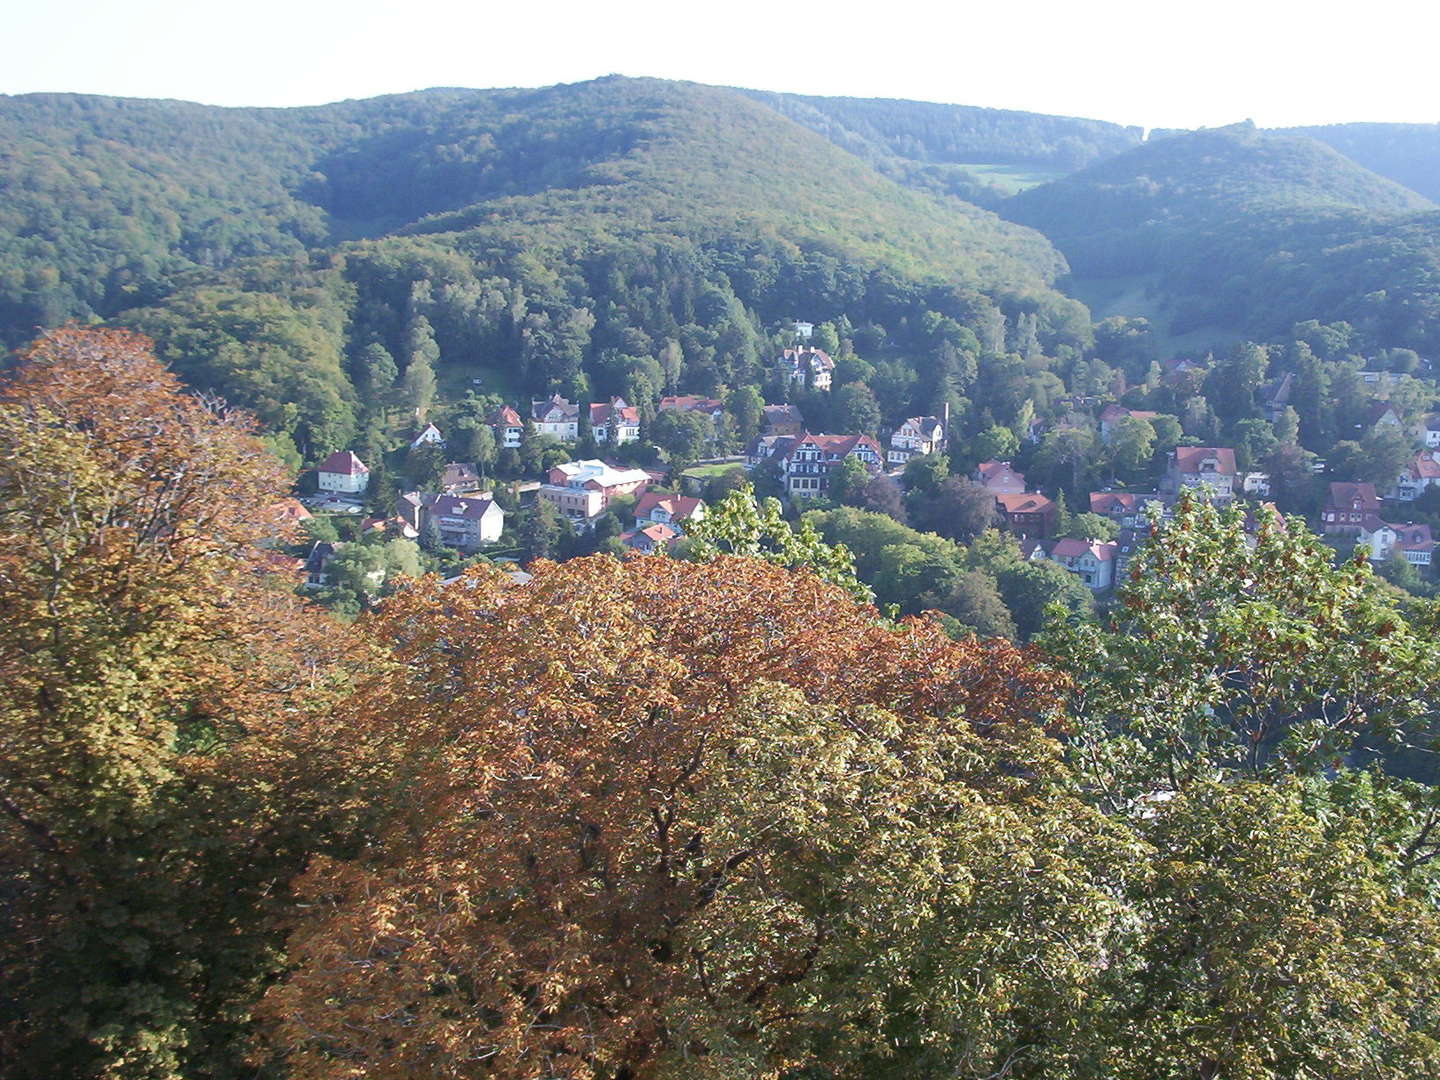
[
  {"x1": 740, "y1": 90, "x2": 1143, "y2": 204},
  {"x1": 1278, "y1": 122, "x2": 1440, "y2": 204},
  {"x1": 1003, "y1": 123, "x2": 1440, "y2": 349},
  {"x1": 0, "y1": 77, "x2": 1070, "y2": 345}
]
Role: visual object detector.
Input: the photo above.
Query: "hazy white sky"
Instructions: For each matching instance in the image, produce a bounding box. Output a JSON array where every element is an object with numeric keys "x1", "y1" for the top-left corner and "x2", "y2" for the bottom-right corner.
[{"x1": 6, "y1": 0, "x2": 1439, "y2": 130}]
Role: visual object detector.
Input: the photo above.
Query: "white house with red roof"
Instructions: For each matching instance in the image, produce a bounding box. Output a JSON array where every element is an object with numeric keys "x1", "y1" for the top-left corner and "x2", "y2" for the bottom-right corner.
[
  {"x1": 490, "y1": 405, "x2": 524, "y2": 449},
  {"x1": 780, "y1": 433, "x2": 884, "y2": 499},
  {"x1": 621, "y1": 521, "x2": 681, "y2": 555},
  {"x1": 589, "y1": 397, "x2": 641, "y2": 445},
  {"x1": 316, "y1": 451, "x2": 370, "y2": 496},
  {"x1": 633, "y1": 492, "x2": 706, "y2": 534},
  {"x1": 1162, "y1": 446, "x2": 1237, "y2": 502},
  {"x1": 1358, "y1": 517, "x2": 1435, "y2": 569},
  {"x1": 1388, "y1": 452, "x2": 1440, "y2": 502},
  {"x1": 1044, "y1": 537, "x2": 1119, "y2": 591},
  {"x1": 540, "y1": 460, "x2": 653, "y2": 525}
]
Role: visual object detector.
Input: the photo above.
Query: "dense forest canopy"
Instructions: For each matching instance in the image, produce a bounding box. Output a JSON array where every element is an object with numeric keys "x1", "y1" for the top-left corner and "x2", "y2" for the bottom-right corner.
[{"x1": 1004, "y1": 123, "x2": 1440, "y2": 349}]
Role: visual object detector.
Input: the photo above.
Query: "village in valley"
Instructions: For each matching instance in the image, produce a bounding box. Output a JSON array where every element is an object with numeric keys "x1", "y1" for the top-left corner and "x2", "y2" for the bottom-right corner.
[{"x1": 280, "y1": 319, "x2": 1440, "y2": 619}]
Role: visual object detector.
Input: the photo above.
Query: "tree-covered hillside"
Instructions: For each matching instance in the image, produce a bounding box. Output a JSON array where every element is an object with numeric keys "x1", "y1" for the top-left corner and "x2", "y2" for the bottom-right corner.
[
  {"x1": 0, "y1": 77, "x2": 1071, "y2": 349},
  {"x1": 1005, "y1": 123, "x2": 1440, "y2": 348},
  {"x1": 1279, "y1": 122, "x2": 1440, "y2": 204},
  {"x1": 742, "y1": 89, "x2": 1143, "y2": 205}
]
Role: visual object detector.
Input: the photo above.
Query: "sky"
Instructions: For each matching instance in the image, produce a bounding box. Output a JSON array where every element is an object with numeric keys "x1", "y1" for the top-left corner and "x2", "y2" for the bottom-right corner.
[{"x1": 6, "y1": 0, "x2": 1440, "y2": 130}]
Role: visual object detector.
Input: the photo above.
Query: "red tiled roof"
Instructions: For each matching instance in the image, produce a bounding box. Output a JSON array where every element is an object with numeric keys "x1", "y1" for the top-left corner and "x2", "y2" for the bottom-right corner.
[
  {"x1": 1413, "y1": 454, "x2": 1440, "y2": 479},
  {"x1": 634, "y1": 492, "x2": 705, "y2": 520},
  {"x1": 1171, "y1": 446, "x2": 1237, "y2": 476},
  {"x1": 1325, "y1": 482, "x2": 1381, "y2": 512},
  {"x1": 1090, "y1": 492, "x2": 1140, "y2": 513},
  {"x1": 491, "y1": 405, "x2": 522, "y2": 426},
  {"x1": 318, "y1": 450, "x2": 367, "y2": 475},
  {"x1": 994, "y1": 492, "x2": 1056, "y2": 514},
  {"x1": 1051, "y1": 538, "x2": 1118, "y2": 561}
]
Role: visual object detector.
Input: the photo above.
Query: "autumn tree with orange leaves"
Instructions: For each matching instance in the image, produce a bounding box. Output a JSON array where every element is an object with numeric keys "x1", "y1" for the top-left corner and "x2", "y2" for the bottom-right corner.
[
  {"x1": 0, "y1": 328, "x2": 352, "y2": 1080},
  {"x1": 255, "y1": 555, "x2": 1133, "y2": 1080}
]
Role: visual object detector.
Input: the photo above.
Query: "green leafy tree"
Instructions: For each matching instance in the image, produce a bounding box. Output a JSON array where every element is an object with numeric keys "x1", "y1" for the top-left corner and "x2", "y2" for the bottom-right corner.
[
  {"x1": 970, "y1": 423, "x2": 1019, "y2": 464},
  {"x1": 1110, "y1": 415, "x2": 1157, "y2": 480},
  {"x1": 1041, "y1": 493, "x2": 1440, "y2": 801},
  {"x1": 834, "y1": 380, "x2": 882, "y2": 436},
  {"x1": 686, "y1": 484, "x2": 871, "y2": 604}
]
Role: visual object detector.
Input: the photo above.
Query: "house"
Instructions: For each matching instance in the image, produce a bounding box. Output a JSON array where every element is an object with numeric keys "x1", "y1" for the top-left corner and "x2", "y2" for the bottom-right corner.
[
  {"x1": 974, "y1": 461, "x2": 1027, "y2": 494},
  {"x1": 589, "y1": 397, "x2": 641, "y2": 445},
  {"x1": 490, "y1": 405, "x2": 525, "y2": 449},
  {"x1": 1046, "y1": 537, "x2": 1119, "y2": 591},
  {"x1": 888, "y1": 413, "x2": 948, "y2": 467},
  {"x1": 1114, "y1": 524, "x2": 1150, "y2": 580},
  {"x1": 1361, "y1": 400, "x2": 1404, "y2": 435},
  {"x1": 762, "y1": 403, "x2": 806, "y2": 436},
  {"x1": 1163, "y1": 356, "x2": 1206, "y2": 377},
  {"x1": 302, "y1": 541, "x2": 340, "y2": 589},
  {"x1": 1322, "y1": 482, "x2": 1381, "y2": 536},
  {"x1": 398, "y1": 492, "x2": 505, "y2": 551},
  {"x1": 660, "y1": 395, "x2": 725, "y2": 420},
  {"x1": 316, "y1": 451, "x2": 370, "y2": 497},
  {"x1": 633, "y1": 492, "x2": 706, "y2": 534},
  {"x1": 1261, "y1": 372, "x2": 1295, "y2": 422},
  {"x1": 1389, "y1": 452, "x2": 1440, "y2": 502},
  {"x1": 1162, "y1": 446, "x2": 1237, "y2": 503},
  {"x1": 621, "y1": 522, "x2": 681, "y2": 555},
  {"x1": 410, "y1": 422, "x2": 445, "y2": 450},
  {"x1": 531, "y1": 395, "x2": 581, "y2": 441},
  {"x1": 779, "y1": 433, "x2": 885, "y2": 499},
  {"x1": 791, "y1": 320, "x2": 815, "y2": 341},
  {"x1": 1419, "y1": 412, "x2": 1440, "y2": 449},
  {"x1": 748, "y1": 434, "x2": 798, "y2": 468},
  {"x1": 1090, "y1": 491, "x2": 1160, "y2": 529},
  {"x1": 1358, "y1": 517, "x2": 1435, "y2": 569},
  {"x1": 1097, "y1": 405, "x2": 1160, "y2": 445},
  {"x1": 993, "y1": 492, "x2": 1057, "y2": 538},
  {"x1": 440, "y1": 461, "x2": 485, "y2": 495},
  {"x1": 1241, "y1": 471, "x2": 1271, "y2": 497},
  {"x1": 539, "y1": 460, "x2": 653, "y2": 526},
  {"x1": 776, "y1": 347, "x2": 836, "y2": 392}
]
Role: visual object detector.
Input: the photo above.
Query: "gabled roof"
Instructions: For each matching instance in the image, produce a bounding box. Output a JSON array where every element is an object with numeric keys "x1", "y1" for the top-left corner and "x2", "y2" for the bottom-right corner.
[
  {"x1": 1424, "y1": 412, "x2": 1440, "y2": 432},
  {"x1": 1171, "y1": 446, "x2": 1237, "y2": 476},
  {"x1": 1362, "y1": 399, "x2": 1400, "y2": 426},
  {"x1": 762, "y1": 403, "x2": 805, "y2": 423},
  {"x1": 624, "y1": 522, "x2": 680, "y2": 549},
  {"x1": 267, "y1": 498, "x2": 313, "y2": 524},
  {"x1": 1410, "y1": 453, "x2": 1440, "y2": 480},
  {"x1": 590, "y1": 399, "x2": 640, "y2": 425},
  {"x1": 1391, "y1": 522, "x2": 1435, "y2": 549},
  {"x1": 490, "y1": 405, "x2": 523, "y2": 427},
  {"x1": 424, "y1": 493, "x2": 501, "y2": 521},
  {"x1": 1263, "y1": 371, "x2": 1294, "y2": 405},
  {"x1": 318, "y1": 450, "x2": 368, "y2": 475},
  {"x1": 634, "y1": 492, "x2": 706, "y2": 520},
  {"x1": 411, "y1": 422, "x2": 444, "y2": 447},
  {"x1": 1325, "y1": 482, "x2": 1381, "y2": 512},
  {"x1": 660, "y1": 395, "x2": 724, "y2": 413},
  {"x1": 532, "y1": 394, "x2": 580, "y2": 422},
  {"x1": 782, "y1": 433, "x2": 883, "y2": 460},
  {"x1": 1050, "y1": 537, "x2": 1118, "y2": 561},
  {"x1": 898, "y1": 415, "x2": 945, "y2": 433},
  {"x1": 994, "y1": 492, "x2": 1056, "y2": 515},
  {"x1": 441, "y1": 461, "x2": 483, "y2": 490},
  {"x1": 976, "y1": 460, "x2": 1024, "y2": 484},
  {"x1": 1090, "y1": 491, "x2": 1141, "y2": 513}
]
